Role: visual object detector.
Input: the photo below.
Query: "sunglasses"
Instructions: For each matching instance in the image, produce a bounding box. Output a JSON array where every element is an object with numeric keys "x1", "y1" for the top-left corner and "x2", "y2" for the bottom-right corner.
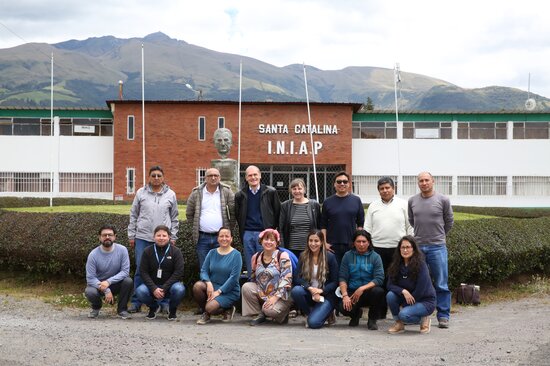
[
  {"x1": 151, "y1": 174, "x2": 163, "y2": 178},
  {"x1": 336, "y1": 180, "x2": 349, "y2": 184}
]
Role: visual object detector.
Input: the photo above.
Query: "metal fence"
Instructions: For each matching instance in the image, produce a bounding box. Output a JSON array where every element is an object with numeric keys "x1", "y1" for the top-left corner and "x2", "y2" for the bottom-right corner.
[{"x1": 0, "y1": 172, "x2": 112, "y2": 193}]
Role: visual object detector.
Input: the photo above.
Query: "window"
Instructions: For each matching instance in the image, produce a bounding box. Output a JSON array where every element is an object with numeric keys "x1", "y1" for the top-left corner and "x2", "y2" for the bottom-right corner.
[
  {"x1": 127, "y1": 115, "x2": 135, "y2": 140},
  {"x1": 457, "y1": 176, "x2": 506, "y2": 195},
  {"x1": 59, "y1": 173, "x2": 112, "y2": 192},
  {"x1": 0, "y1": 118, "x2": 11, "y2": 135},
  {"x1": 13, "y1": 118, "x2": 40, "y2": 136},
  {"x1": 198, "y1": 116, "x2": 206, "y2": 141},
  {"x1": 352, "y1": 175, "x2": 398, "y2": 196},
  {"x1": 126, "y1": 168, "x2": 135, "y2": 194},
  {"x1": 59, "y1": 118, "x2": 72, "y2": 136},
  {"x1": 40, "y1": 119, "x2": 52, "y2": 136},
  {"x1": 0, "y1": 172, "x2": 51, "y2": 192},
  {"x1": 458, "y1": 122, "x2": 507, "y2": 139},
  {"x1": 352, "y1": 121, "x2": 396, "y2": 139},
  {"x1": 513, "y1": 176, "x2": 550, "y2": 196},
  {"x1": 196, "y1": 168, "x2": 207, "y2": 186},
  {"x1": 403, "y1": 122, "x2": 451, "y2": 139},
  {"x1": 401, "y1": 175, "x2": 452, "y2": 195},
  {"x1": 513, "y1": 122, "x2": 550, "y2": 139},
  {"x1": 218, "y1": 117, "x2": 225, "y2": 129}
]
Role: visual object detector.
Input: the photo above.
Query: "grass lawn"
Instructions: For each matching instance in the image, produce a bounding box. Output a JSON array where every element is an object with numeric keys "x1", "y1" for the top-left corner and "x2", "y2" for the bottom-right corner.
[{"x1": 5, "y1": 205, "x2": 491, "y2": 221}]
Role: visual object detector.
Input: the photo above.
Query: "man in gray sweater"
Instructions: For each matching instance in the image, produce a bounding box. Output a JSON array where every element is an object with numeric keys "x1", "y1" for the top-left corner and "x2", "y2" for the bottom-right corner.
[
  {"x1": 85, "y1": 224, "x2": 133, "y2": 319},
  {"x1": 408, "y1": 172, "x2": 454, "y2": 329}
]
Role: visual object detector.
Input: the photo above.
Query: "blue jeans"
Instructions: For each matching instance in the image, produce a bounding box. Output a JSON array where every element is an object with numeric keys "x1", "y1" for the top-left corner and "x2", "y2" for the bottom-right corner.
[
  {"x1": 420, "y1": 244, "x2": 451, "y2": 320},
  {"x1": 131, "y1": 239, "x2": 157, "y2": 307},
  {"x1": 386, "y1": 291, "x2": 430, "y2": 324},
  {"x1": 135, "y1": 282, "x2": 186, "y2": 312},
  {"x1": 197, "y1": 232, "x2": 220, "y2": 270},
  {"x1": 243, "y1": 230, "x2": 262, "y2": 278},
  {"x1": 291, "y1": 286, "x2": 335, "y2": 329}
]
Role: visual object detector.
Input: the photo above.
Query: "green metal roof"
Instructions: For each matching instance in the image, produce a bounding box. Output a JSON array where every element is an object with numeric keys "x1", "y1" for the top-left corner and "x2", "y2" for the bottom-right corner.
[
  {"x1": 0, "y1": 107, "x2": 112, "y2": 119},
  {"x1": 353, "y1": 111, "x2": 550, "y2": 122}
]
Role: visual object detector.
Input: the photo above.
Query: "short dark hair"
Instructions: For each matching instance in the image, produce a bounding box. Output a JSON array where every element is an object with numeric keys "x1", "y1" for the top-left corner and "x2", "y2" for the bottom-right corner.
[
  {"x1": 334, "y1": 171, "x2": 350, "y2": 182},
  {"x1": 377, "y1": 176, "x2": 395, "y2": 189},
  {"x1": 149, "y1": 165, "x2": 164, "y2": 175},
  {"x1": 98, "y1": 224, "x2": 117, "y2": 235},
  {"x1": 352, "y1": 229, "x2": 372, "y2": 251},
  {"x1": 154, "y1": 225, "x2": 170, "y2": 235}
]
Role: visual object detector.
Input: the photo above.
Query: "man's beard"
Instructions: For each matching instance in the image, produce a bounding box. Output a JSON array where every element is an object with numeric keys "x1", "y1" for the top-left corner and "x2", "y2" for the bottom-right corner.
[{"x1": 102, "y1": 240, "x2": 113, "y2": 248}]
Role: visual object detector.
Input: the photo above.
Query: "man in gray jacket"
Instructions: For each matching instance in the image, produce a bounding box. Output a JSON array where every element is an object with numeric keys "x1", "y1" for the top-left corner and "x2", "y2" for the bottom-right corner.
[
  {"x1": 186, "y1": 167, "x2": 235, "y2": 270},
  {"x1": 127, "y1": 165, "x2": 179, "y2": 313}
]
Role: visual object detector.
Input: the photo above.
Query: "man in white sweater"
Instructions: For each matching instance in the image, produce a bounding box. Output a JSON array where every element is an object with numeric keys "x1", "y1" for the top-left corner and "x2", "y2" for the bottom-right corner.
[
  {"x1": 85, "y1": 224, "x2": 133, "y2": 319},
  {"x1": 365, "y1": 176, "x2": 414, "y2": 272}
]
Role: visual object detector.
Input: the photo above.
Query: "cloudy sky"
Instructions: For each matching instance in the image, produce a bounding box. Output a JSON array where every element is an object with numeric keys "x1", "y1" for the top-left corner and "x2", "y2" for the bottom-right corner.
[{"x1": 1, "y1": 0, "x2": 549, "y2": 98}]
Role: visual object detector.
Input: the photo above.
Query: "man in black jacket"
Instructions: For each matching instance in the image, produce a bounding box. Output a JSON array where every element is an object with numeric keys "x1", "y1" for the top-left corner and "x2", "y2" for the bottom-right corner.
[
  {"x1": 235, "y1": 165, "x2": 281, "y2": 277},
  {"x1": 135, "y1": 225, "x2": 185, "y2": 321}
]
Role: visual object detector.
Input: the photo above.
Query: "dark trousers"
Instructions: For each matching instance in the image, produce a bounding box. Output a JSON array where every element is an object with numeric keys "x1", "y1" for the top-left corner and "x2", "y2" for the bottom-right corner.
[
  {"x1": 373, "y1": 246, "x2": 396, "y2": 318},
  {"x1": 337, "y1": 286, "x2": 385, "y2": 321},
  {"x1": 85, "y1": 276, "x2": 133, "y2": 313},
  {"x1": 331, "y1": 243, "x2": 350, "y2": 267}
]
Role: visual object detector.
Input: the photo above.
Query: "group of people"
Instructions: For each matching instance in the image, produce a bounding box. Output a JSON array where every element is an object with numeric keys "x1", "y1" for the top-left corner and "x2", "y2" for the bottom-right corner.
[{"x1": 85, "y1": 164, "x2": 454, "y2": 334}]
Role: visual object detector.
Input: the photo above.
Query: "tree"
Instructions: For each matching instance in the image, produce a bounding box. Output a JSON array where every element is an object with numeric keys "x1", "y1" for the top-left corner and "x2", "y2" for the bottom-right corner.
[{"x1": 365, "y1": 97, "x2": 374, "y2": 111}]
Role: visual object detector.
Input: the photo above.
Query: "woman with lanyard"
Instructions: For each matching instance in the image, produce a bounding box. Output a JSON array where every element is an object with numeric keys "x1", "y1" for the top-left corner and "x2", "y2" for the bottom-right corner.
[{"x1": 135, "y1": 225, "x2": 186, "y2": 320}]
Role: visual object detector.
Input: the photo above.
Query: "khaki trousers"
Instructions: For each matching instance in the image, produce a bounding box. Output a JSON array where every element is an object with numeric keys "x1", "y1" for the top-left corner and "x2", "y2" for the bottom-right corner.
[{"x1": 241, "y1": 282, "x2": 293, "y2": 323}]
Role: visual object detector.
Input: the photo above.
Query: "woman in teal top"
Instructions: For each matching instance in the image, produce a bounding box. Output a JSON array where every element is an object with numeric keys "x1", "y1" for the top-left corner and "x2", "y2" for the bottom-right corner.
[{"x1": 193, "y1": 227, "x2": 243, "y2": 324}]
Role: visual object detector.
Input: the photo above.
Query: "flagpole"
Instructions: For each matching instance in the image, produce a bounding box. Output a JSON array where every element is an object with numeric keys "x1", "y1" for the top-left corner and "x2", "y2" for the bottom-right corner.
[
  {"x1": 49, "y1": 53, "x2": 54, "y2": 207},
  {"x1": 303, "y1": 63, "x2": 319, "y2": 201},
  {"x1": 394, "y1": 63, "x2": 402, "y2": 180},
  {"x1": 141, "y1": 44, "x2": 146, "y2": 187},
  {"x1": 237, "y1": 59, "x2": 242, "y2": 189}
]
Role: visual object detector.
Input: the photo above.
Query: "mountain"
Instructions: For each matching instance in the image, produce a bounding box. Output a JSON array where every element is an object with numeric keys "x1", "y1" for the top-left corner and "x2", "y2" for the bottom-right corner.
[{"x1": 0, "y1": 32, "x2": 549, "y2": 111}]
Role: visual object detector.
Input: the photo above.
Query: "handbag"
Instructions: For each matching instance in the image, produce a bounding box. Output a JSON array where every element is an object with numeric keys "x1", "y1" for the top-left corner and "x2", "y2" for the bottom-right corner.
[{"x1": 455, "y1": 283, "x2": 480, "y2": 305}]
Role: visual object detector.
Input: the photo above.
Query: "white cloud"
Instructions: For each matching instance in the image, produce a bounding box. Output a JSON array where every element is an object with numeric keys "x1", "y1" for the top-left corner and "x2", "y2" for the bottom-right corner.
[{"x1": 1, "y1": 0, "x2": 550, "y2": 97}]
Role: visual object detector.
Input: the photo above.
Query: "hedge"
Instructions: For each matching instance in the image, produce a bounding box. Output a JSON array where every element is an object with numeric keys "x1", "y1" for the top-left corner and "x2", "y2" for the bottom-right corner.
[
  {"x1": 1, "y1": 210, "x2": 549, "y2": 289},
  {"x1": 453, "y1": 205, "x2": 550, "y2": 218},
  {"x1": 0, "y1": 210, "x2": 242, "y2": 287}
]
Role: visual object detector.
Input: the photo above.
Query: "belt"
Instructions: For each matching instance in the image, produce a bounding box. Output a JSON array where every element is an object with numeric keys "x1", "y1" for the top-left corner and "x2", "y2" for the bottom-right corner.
[{"x1": 199, "y1": 231, "x2": 218, "y2": 236}]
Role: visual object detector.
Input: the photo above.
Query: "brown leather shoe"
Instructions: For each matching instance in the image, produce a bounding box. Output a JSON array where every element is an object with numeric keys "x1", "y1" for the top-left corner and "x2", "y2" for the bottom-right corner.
[{"x1": 388, "y1": 320, "x2": 405, "y2": 334}]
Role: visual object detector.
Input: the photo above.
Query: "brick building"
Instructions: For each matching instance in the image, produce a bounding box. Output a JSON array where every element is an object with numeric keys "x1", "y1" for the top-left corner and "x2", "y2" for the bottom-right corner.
[{"x1": 108, "y1": 100, "x2": 362, "y2": 202}]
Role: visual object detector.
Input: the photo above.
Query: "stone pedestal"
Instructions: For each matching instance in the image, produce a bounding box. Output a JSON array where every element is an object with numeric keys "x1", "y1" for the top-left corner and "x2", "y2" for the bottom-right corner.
[{"x1": 212, "y1": 158, "x2": 239, "y2": 192}]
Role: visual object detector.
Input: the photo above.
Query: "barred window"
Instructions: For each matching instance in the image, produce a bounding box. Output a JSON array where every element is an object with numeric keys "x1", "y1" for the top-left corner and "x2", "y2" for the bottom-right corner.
[
  {"x1": 196, "y1": 168, "x2": 207, "y2": 186},
  {"x1": 127, "y1": 116, "x2": 135, "y2": 140},
  {"x1": 401, "y1": 175, "x2": 452, "y2": 196},
  {"x1": 218, "y1": 117, "x2": 225, "y2": 129},
  {"x1": 0, "y1": 172, "x2": 51, "y2": 192},
  {"x1": 513, "y1": 176, "x2": 550, "y2": 196},
  {"x1": 352, "y1": 176, "x2": 398, "y2": 196},
  {"x1": 457, "y1": 176, "x2": 506, "y2": 195},
  {"x1": 59, "y1": 173, "x2": 112, "y2": 192}
]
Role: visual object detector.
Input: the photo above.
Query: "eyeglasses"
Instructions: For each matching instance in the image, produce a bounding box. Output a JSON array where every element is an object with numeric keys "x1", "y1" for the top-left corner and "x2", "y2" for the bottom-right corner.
[
  {"x1": 400, "y1": 246, "x2": 413, "y2": 251},
  {"x1": 151, "y1": 174, "x2": 163, "y2": 178},
  {"x1": 336, "y1": 180, "x2": 349, "y2": 184},
  {"x1": 101, "y1": 233, "x2": 115, "y2": 237}
]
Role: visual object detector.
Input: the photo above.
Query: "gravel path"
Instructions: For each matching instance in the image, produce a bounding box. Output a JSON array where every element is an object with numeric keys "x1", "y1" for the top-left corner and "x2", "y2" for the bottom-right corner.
[{"x1": 0, "y1": 294, "x2": 549, "y2": 365}]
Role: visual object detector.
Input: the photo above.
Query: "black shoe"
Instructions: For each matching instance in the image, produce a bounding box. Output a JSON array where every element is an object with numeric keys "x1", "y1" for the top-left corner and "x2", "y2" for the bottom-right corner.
[
  {"x1": 250, "y1": 314, "x2": 267, "y2": 326},
  {"x1": 193, "y1": 307, "x2": 204, "y2": 315},
  {"x1": 367, "y1": 318, "x2": 378, "y2": 330},
  {"x1": 146, "y1": 307, "x2": 157, "y2": 320},
  {"x1": 128, "y1": 305, "x2": 141, "y2": 313},
  {"x1": 348, "y1": 308, "x2": 363, "y2": 327},
  {"x1": 167, "y1": 310, "x2": 177, "y2": 321}
]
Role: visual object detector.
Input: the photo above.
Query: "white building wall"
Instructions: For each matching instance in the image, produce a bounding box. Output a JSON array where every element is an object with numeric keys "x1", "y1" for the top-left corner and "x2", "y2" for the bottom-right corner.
[
  {"x1": 0, "y1": 136, "x2": 113, "y2": 199},
  {"x1": 352, "y1": 138, "x2": 550, "y2": 207}
]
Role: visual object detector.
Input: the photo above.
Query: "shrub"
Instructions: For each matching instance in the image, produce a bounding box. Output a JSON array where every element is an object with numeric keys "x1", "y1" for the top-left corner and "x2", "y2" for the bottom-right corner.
[
  {"x1": 447, "y1": 217, "x2": 550, "y2": 287},
  {"x1": 0, "y1": 197, "x2": 117, "y2": 208},
  {"x1": 453, "y1": 205, "x2": 550, "y2": 218},
  {"x1": 1, "y1": 210, "x2": 548, "y2": 290},
  {"x1": 0, "y1": 210, "x2": 242, "y2": 288}
]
